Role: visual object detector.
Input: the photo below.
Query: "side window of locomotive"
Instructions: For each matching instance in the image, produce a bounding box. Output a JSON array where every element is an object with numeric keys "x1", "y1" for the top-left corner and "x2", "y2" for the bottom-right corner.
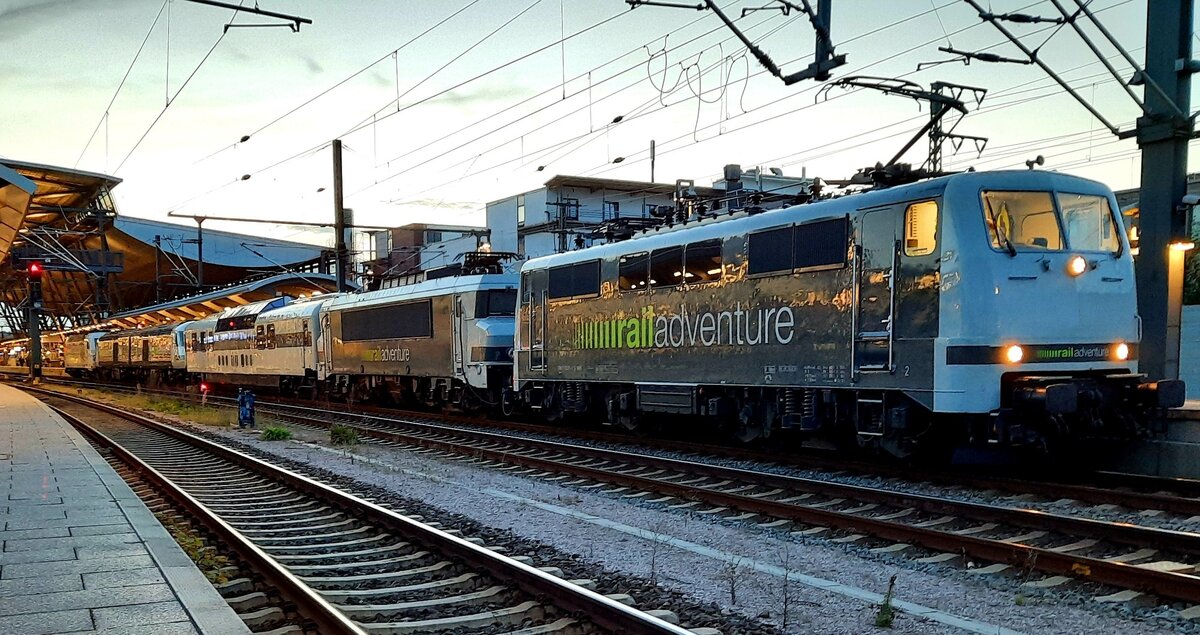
[
  {"x1": 649, "y1": 246, "x2": 683, "y2": 288},
  {"x1": 981, "y1": 191, "x2": 1062, "y2": 251},
  {"x1": 747, "y1": 226, "x2": 793, "y2": 276},
  {"x1": 683, "y1": 240, "x2": 723, "y2": 283},
  {"x1": 343, "y1": 301, "x2": 433, "y2": 341},
  {"x1": 255, "y1": 325, "x2": 266, "y2": 349},
  {"x1": 520, "y1": 272, "x2": 531, "y2": 304},
  {"x1": 794, "y1": 217, "x2": 849, "y2": 269},
  {"x1": 549, "y1": 261, "x2": 600, "y2": 299},
  {"x1": 618, "y1": 252, "x2": 649, "y2": 291},
  {"x1": 266, "y1": 324, "x2": 276, "y2": 349},
  {"x1": 1057, "y1": 193, "x2": 1120, "y2": 253},
  {"x1": 903, "y1": 201, "x2": 938, "y2": 257}
]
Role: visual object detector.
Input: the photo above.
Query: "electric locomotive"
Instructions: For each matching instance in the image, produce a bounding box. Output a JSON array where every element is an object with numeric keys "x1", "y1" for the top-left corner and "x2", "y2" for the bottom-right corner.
[{"x1": 513, "y1": 170, "x2": 1184, "y2": 456}]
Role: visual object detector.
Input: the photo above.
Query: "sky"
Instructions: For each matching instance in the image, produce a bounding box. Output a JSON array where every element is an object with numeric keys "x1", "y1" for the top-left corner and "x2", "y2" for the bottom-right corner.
[{"x1": 1, "y1": 0, "x2": 1194, "y2": 248}]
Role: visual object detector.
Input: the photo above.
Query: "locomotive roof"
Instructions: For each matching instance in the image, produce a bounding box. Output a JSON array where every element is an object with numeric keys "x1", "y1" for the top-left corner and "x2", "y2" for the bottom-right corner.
[
  {"x1": 320, "y1": 273, "x2": 518, "y2": 312},
  {"x1": 215, "y1": 296, "x2": 289, "y2": 320},
  {"x1": 98, "y1": 323, "x2": 180, "y2": 340},
  {"x1": 522, "y1": 169, "x2": 1111, "y2": 271},
  {"x1": 257, "y1": 296, "x2": 330, "y2": 322}
]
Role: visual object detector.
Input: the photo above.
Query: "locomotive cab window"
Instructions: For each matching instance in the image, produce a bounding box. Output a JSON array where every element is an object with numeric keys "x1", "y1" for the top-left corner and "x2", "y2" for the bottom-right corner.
[
  {"x1": 904, "y1": 201, "x2": 938, "y2": 257},
  {"x1": 748, "y1": 226, "x2": 793, "y2": 275},
  {"x1": 476, "y1": 289, "x2": 517, "y2": 317},
  {"x1": 1058, "y1": 193, "x2": 1120, "y2": 253},
  {"x1": 794, "y1": 217, "x2": 849, "y2": 270},
  {"x1": 683, "y1": 240, "x2": 723, "y2": 283},
  {"x1": 982, "y1": 191, "x2": 1063, "y2": 251},
  {"x1": 649, "y1": 246, "x2": 683, "y2": 288},
  {"x1": 619, "y1": 252, "x2": 649, "y2": 291}
]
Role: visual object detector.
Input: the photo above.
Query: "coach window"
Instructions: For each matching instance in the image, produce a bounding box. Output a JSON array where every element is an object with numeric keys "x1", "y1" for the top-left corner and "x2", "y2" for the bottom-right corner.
[
  {"x1": 748, "y1": 226, "x2": 793, "y2": 275},
  {"x1": 619, "y1": 252, "x2": 649, "y2": 291},
  {"x1": 904, "y1": 201, "x2": 938, "y2": 257},
  {"x1": 683, "y1": 240, "x2": 723, "y2": 283},
  {"x1": 649, "y1": 246, "x2": 683, "y2": 288}
]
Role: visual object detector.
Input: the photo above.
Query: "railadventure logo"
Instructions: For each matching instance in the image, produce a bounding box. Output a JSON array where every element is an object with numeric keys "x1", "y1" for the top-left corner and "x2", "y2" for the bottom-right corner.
[
  {"x1": 1033, "y1": 345, "x2": 1111, "y2": 361},
  {"x1": 572, "y1": 303, "x2": 796, "y2": 350}
]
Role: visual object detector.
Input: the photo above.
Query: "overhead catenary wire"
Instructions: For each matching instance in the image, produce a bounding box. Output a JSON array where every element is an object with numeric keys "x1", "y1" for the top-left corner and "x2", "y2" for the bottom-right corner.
[
  {"x1": 115, "y1": 1, "x2": 247, "y2": 174},
  {"x1": 194, "y1": 0, "x2": 487, "y2": 164},
  {"x1": 74, "y1": 0, "x2": 170, "y2": 169}
]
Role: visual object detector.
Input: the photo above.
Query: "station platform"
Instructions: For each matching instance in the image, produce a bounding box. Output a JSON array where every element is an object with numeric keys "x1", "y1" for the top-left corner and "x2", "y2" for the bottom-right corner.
[{"x1": 0, "y1": 383, "x2": 249, "y2": 635}]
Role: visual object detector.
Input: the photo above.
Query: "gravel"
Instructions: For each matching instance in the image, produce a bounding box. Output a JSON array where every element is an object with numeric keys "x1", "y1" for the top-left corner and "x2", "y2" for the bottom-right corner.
[
  {"x1": 167, "y1": 415, "x2": 1192, "y2": 635},
  {"x1": 326, "y1": 411, "x2": 1200, "y2": 532}
]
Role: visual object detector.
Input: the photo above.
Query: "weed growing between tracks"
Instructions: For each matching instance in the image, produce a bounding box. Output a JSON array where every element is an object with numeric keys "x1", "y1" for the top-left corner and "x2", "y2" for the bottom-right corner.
[
  {"x1": 260, "y1": 426, "x2": 293, "y2": 441},
  {"x1": 67, "y1": 386, "x2": 237, "y2": 427},
  {"x1": 155, "y1": 511, "x2": 231, "y2": 584},
  {"x1": 330, "y1": 424, "x2": 359, "y2": 446}
]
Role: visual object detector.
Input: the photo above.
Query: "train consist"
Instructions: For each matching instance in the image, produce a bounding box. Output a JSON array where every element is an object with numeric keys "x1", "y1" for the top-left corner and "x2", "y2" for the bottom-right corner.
[
  {"x1": 12, "y1": 272, "x2": 519, "y2": 411},
  {"x1": 0, "y1": 170, "x2": 1184, "y2": 457}
]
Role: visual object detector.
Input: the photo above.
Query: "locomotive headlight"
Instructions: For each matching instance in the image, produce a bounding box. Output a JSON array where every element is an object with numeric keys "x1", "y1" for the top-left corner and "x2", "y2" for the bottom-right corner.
[
  {"x1": 1067, "y1": 255, "x2": 1087, "y2": 277},
  {"x1": 1005, "y1": 345, "x2": 1024, "y2": 364},
  {"x1": 1114, "y1": 342, "x2": 1130, "y2": 361}
]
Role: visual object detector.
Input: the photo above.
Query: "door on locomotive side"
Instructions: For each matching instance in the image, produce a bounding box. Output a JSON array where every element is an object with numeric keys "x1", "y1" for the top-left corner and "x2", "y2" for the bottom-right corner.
[
  {"x1": 855, "y1": 208, "x2": 899, "y2": 373},
  {"x1": 525, "y1": 269, "x2": 548, "y2": 374}
]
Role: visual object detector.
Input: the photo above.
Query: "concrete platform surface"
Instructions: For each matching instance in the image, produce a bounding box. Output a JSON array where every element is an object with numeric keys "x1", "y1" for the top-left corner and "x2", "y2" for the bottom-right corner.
[{"x1": 0, "y1": 383, "x2": 249, "y2": 635}]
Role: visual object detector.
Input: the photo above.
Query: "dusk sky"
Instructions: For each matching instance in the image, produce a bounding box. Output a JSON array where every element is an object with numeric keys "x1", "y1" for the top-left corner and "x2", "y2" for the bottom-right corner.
[{"x1": 2, "y1": 0, "x2": 1191, "y2": 246}]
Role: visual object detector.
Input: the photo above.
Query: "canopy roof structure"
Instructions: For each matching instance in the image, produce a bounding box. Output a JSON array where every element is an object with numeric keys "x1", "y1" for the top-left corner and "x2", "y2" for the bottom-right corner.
[{"x1": 0, "y1": 159, "x2": 336, "y2": 339}]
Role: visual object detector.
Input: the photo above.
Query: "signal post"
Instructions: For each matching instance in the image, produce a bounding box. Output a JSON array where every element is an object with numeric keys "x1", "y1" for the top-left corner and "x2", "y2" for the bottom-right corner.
[{"x1": 26, "y1": 261, "x2": 42, "y2": 382}]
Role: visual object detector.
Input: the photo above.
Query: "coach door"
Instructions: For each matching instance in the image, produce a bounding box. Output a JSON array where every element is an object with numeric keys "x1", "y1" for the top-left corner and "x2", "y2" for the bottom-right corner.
[{"x1": 854, "y1": 208, "x2": 899, "y2": 373}]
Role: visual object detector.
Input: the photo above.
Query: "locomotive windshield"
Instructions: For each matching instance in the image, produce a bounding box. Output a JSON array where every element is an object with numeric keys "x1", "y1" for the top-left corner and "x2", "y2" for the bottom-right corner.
[{"x1": 982, "y1": 191, "x2": 1120, "y2": 254}]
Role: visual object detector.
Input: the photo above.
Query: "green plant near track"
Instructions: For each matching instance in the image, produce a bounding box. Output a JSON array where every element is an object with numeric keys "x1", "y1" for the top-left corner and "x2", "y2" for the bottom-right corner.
[
  {"x1": 156, "y1": 512, "x2": 231, "y2": 584},
  {"x1": 875, "y1": 574, "x2": 897, "y2": 628},
  {"x1": 260, "y1": 426, "x2": 293, "y2": 441},
  {"x1": 330, "y1": 424, "x2": 358, "y2": 446}
]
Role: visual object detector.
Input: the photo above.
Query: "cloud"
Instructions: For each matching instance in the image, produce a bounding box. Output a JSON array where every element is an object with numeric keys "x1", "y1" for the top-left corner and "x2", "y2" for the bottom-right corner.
[
  {"x1": 0, "y1": 0, "x2": 75, "y2": 20},
  {"x1": 300, "y1": 55, "x2": 323, "y2": 75},
  {"x1": 432, "y1": 84, "x2": 531, "y2": 107},
  {"x1": 369, "y1": 69, "x2": 390, "y2": 88},
  {"x1": 392, "y1": 198, "x2": 479, "y2": 211}
]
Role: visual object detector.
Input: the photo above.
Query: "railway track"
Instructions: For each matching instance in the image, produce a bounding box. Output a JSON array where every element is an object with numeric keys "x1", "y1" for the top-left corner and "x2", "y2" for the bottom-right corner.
[
  {"x1": 27, "y1": 375, "x2": 1200, "y2": 520},
  {"x1": 23, "y1": 378, "x2": 1200, "y2": 607},
  {"x1": 32, "y1": 387, "x2": 699, "y2": 635},
  {"x1": 183, "y1": 396, "x2": 1200, "y2": 610}
]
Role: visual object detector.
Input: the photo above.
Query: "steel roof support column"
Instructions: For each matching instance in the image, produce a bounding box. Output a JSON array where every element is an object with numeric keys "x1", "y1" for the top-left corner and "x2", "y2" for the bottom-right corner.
[{"x1": 1135, "y1": 0, "x2": 1195, "y2": 380}]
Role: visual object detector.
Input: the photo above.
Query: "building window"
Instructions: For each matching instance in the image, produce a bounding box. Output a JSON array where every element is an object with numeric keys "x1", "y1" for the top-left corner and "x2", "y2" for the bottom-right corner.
[
  {"x1": 517, "y1": 194, "x2": 526, "y2": 226},
  {"x1": 425, "y1": 230, "x2": 442, "y2": 244},
  {"x1": 603, "y1": 201, "x2": 620, "y2": 217}
]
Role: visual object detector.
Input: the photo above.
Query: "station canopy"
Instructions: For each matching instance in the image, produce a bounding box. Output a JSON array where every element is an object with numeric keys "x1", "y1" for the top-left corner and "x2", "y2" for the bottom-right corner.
[{"x1": 0, "y1": 159, "x2": 338, "y2": 339}]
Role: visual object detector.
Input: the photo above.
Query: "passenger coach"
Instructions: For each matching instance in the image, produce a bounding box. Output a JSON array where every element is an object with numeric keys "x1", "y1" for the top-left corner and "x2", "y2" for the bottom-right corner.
[{"x1": 515, "y1": 170, "x2": 1183, "y2": 456}]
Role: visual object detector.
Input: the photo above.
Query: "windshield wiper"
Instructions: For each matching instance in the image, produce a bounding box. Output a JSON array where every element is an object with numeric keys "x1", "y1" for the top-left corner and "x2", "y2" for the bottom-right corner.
[{"x1": 986, "y1": 204, "x2": 1017, "y2": 257}]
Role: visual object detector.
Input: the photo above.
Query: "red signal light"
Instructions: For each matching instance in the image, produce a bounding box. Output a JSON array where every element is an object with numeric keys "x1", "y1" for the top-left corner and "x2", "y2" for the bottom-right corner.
[
  {"x1": 200, "y1": 382, "x2": 210, "y2": 392},
  {"x1": 27, "y1": 262, "x2": 42, "y2": 279}
]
